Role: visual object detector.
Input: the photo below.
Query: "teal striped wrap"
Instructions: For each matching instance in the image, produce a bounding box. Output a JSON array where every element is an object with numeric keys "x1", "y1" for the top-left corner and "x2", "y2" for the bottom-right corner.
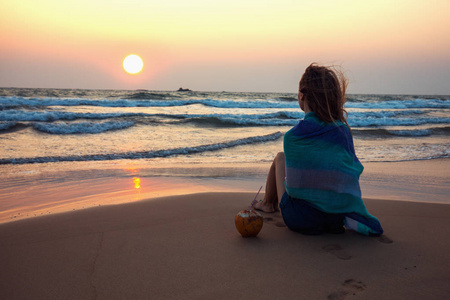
[{"x1": 284, "y1": 112, "x2": 383, "y2": 236}]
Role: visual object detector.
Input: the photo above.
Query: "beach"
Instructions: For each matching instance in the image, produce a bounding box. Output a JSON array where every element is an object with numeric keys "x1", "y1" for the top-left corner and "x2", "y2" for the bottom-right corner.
[
  {"x1": 1, "y1": 158, "x2": 449, "y2": 299},
  {"x1": 2, "y1": 0, "x2": 450, "y2": 297}
]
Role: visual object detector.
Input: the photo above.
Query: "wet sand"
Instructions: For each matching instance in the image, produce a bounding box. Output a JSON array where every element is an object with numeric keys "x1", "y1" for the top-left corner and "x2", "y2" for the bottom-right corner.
[{"x1": 1, "y1": 159, "x2": 449, "y2": 224}]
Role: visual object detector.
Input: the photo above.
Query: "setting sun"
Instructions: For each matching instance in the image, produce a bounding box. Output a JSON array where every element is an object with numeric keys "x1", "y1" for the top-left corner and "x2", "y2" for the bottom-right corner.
[{"x1": 123, "y1": 54, "x2": 144, "y2": 75}]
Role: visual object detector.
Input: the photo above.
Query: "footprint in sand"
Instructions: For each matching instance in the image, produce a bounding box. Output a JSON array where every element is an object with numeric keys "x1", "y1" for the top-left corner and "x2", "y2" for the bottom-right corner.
[
  {"x1": 327, "y1": 279, "x2": 367, "y2": 300},
  {"x1": 343, "y1": 279, "x2": 367, "y2": 291},
  {"x1": 322, "y1": 244, "x2": 352, "y2": 260},
  {"x1": 377, "y1": 235, "x2": 393, "y2": 244},
  {"x1": 263, "y1": 217, "x2": 286, "y2": 227}
]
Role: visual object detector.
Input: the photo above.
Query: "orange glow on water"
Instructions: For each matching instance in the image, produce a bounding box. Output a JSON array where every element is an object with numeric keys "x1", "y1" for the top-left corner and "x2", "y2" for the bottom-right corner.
[{"x1": 133, "y1": 177, "x2": 141, "y2": 189}]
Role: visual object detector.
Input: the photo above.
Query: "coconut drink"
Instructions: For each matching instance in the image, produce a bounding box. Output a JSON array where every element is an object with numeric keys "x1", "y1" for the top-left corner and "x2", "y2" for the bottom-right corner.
[
  {"x1": 235, "y1": 186, "x2": 264, "y2": 237},
  {"x1": 235, "y1": 209, "x2": 264, "y2": 237}
]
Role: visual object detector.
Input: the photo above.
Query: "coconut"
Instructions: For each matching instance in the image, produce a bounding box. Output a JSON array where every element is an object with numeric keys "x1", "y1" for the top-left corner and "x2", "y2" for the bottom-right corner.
[{"x1": 235, "y1": 209, "x2": 263, "y2": 237}]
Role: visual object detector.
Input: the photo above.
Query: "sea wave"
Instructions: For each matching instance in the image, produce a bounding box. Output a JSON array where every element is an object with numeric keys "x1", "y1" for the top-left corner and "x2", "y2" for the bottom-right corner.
[
  {"x1": 386, "y1": 129, "x2": 432, "y2": 137},
  {"x1": 125, "y1": 91, "x2": 179, "y2": 100},
  {"x1": 354, "y1": 126, "x2": 450, "y2": 137},
  {"x1": 348, "y1": 116, "x2": 450, "y2": 127},
  {"x1": 32, "y1": 121, "x2": 136, "y2": 134},
  {"x1": 174, "y1": 116, "x2": 297, "y2": 127},
  {"x1": 0, "y1": 110, "x2": 147, "y2": 122},
  {"x1": 0, "y1": 132, "x2": 283, "y2": 164},
  {"x1": 2, "y1": 96, "x2": 449, "y2": 110},
  {"x1": 345, "y1": 99, "x2": 450, "y2": 109},
  {"x1": 0, "y1": 96, "x2": 297, "y2": 109},
  {"x1": 277, "y1": 96, "x2": 297, "y2": 102},
  {"x1": 176, "y1": 114, "x2": 449, "y2": 128},
  {"x1": 0, "y1": 122, "x2": 17, "y2": 131},
  {"x1": 1, "y1": 109, "x2": 449, "y2": 131},
  {"x1": 0, "y1": 109, "x2": 432, "y2": 122}
]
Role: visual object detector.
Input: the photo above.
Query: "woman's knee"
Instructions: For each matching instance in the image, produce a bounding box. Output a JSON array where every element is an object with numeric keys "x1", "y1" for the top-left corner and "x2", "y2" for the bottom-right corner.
[{"x1": 275, "y1": 152, "x2": 285, "y2": 162}]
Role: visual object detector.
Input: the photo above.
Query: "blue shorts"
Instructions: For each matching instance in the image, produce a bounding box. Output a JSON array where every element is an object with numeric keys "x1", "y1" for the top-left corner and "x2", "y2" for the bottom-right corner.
[{"x1": 279, "y1": 192, "x2": 345, "y2": 235}]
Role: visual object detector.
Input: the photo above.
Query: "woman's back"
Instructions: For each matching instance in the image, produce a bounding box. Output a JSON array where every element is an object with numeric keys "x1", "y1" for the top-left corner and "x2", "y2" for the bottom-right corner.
[
  {"x1": 254, "y1": 63, "x2": 383, "y2": 236},
  {"x1": 284, "y1": 111, "x2": 363, "y2": 211}
]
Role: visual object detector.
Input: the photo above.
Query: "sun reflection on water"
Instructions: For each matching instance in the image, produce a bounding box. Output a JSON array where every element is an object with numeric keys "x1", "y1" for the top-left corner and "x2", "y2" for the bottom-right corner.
[{"x1": 133, "y1": 177, "x2": 141, "y2": 189}]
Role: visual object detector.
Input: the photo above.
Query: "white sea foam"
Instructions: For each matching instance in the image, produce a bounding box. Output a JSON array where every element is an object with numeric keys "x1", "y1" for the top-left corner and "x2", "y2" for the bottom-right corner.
[
  {"x1": 1, "y1": 109, "x2": 449, "y2": 130},
  {"x1": 345, "y1": 99, "x2": 450, "y2": 109},
  {"x1": 386, "y1": 129, "x2": 432, "y2": 137},
  {"x1": 2, "y1": 96, "x2": 449, "y2": 110},
  {"x1": 0, "y1": 110, "x2": 146, "y2": 122},
  {"x1": 0, "y1": 96, "x2": 297, "y2": 109},
  {"x1": 348, "y1": 116, "x2": 450, "y2": 127}
]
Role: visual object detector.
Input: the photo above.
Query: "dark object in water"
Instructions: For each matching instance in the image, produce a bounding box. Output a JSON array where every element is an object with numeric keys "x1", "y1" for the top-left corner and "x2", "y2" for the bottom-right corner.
[{"x1": 177, "y1": 87, "x2": 192, "y2": 92}]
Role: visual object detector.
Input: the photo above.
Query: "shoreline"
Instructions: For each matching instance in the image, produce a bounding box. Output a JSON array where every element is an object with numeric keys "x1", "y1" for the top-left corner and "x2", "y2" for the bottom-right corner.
[{"x1": 0, "y1": 158, "x2": 449, "y2": 224}]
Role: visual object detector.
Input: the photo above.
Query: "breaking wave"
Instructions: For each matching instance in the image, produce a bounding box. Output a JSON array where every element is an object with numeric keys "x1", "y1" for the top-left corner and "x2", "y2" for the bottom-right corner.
[
  {"x1": 32, "y1": 121, "x2": 136, "y2": 134},
  {"x1": 0, "y1": 132, "x2": 283, "y2": 165}
]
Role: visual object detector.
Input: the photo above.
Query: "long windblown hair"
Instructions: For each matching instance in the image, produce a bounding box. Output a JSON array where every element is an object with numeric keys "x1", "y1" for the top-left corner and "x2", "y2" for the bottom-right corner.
[{"x1": 299, "y1": 63, "x2": 350, "y2": 128}]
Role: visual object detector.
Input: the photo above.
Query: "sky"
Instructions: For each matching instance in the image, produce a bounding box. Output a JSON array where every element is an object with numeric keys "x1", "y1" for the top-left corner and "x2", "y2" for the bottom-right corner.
[{"x1": 1, "y1": 0, "x2": 449, "y2": 94}]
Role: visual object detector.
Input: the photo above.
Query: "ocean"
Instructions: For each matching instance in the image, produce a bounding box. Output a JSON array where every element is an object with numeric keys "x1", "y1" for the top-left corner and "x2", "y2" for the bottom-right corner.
[{"x1": 1, "y1": 88, "x2": 449, "y2": 170}]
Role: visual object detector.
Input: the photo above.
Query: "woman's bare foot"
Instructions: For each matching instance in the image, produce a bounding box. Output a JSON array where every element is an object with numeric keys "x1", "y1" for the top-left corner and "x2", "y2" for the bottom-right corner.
[
  {"x1": 273, "y1": 202, "x2": 280, "y2": 212},
  {"x1": 253, "y1": 200, "x2": 276, "y2": 213}
]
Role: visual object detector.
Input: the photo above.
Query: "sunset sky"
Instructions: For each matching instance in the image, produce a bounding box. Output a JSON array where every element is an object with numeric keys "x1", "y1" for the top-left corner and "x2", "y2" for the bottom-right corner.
[{"x1": 1, "y1": 0, "x2": 449, "y2": 94}]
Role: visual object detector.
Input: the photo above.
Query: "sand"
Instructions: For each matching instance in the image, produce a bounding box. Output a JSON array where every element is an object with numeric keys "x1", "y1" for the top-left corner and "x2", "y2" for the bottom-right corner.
[
  {"x1": 1, "y1": 193, "x2": 450, "y2": 299},
  {"x1": 0, "y1": 159, "x2": 449, "y2": 299}
]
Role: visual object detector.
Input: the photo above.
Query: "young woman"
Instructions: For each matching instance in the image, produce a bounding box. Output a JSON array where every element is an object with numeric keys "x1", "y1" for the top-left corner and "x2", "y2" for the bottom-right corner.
[{"x1": 254, "y1": 63, "x2": 383, "y2": 236}]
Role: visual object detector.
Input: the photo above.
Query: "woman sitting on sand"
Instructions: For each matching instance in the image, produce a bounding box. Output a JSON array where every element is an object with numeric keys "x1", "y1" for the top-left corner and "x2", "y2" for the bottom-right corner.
[{"x1": 254, "y1": 63, "x2": 383, "y2": 236}]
